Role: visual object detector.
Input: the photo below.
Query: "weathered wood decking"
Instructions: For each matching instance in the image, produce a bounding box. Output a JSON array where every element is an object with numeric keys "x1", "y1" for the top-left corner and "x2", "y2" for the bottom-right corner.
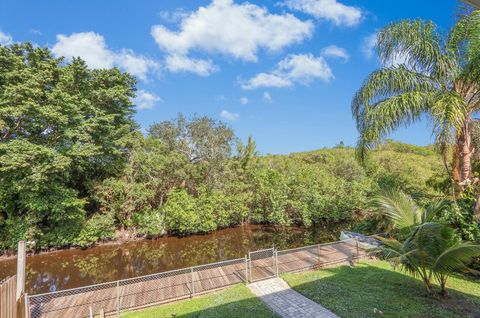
[{"x1": 29, "y1": 240, "x2": 367, "y2": 318}]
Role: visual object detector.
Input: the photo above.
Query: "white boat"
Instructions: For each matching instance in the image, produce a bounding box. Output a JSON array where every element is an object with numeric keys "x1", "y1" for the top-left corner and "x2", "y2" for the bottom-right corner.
[{"x1": 340, "y1": 231, "x2": 381, "y2": 250}]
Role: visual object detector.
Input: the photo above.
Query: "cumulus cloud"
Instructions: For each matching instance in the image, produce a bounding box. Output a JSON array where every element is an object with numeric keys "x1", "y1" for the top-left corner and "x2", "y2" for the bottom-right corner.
[
  {"x1": 263, "y1": 91, "x2": 273, "y2": 102},
  {"x1": 239, "y1": 97, "x2": 249, "y2": 105},
  {"x1": 0, "y1": 31, "x2": 13, "y2": 45},
  {"x1": 159, "y1": 8, "x2": 190, "y2": 23},
  {"x1": 321, "y1": 45, "x2": 349, "y2": 62},
  {"x1": 220, "y1": 110, "x2": 240, "y2": 121},
  {"x1": 241, "y1": 53, "x2": 333, "y2": 90},
  {"x1": 52, "y1": 32, "x2": 159, "y2": 81},
  {"x1": 361, "y1": 33, "x2": 377, "y2": 59},
  {"x1": 164, "y1": 54, "x2": 218, "y2": 76},
  {"x1": 281, "y1": 0, "x2": 362, "y2": 26},
  {"x1": 151, "y1": 0, "x2": 313, "y2": 75},
  {"x1": 29, "y1": 29, "x2": 42, "y2": 35},
  {"x1": 134, "y1": 90, "x2": 162, "y2": 110}
]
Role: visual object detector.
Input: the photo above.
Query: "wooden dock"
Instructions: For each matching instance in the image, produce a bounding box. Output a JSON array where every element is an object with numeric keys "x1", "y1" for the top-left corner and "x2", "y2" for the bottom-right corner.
[{"x1": 29, "y1": 240, "x2": 367, "y2": 318}]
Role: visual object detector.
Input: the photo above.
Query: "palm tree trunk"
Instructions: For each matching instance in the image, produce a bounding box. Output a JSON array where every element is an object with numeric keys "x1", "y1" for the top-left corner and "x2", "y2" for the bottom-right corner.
[
  {"x1": 452, "y1": 144, "x2": 461, "y2": 184},
  {"x1": 457, "y1": 123, "x2": 473, "y2": 185}
]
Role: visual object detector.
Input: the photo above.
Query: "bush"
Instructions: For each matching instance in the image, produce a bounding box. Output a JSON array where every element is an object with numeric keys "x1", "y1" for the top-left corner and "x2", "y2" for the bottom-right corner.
[
  {"x1": 74, "y1": 213, "x2": 115, "y2": 248},
  {"x1": 133, "y1": 209, "x2": 165, "y2": 238},
  {"x1": 163, "y1": 188, "x2": 200, "y2": 234}
]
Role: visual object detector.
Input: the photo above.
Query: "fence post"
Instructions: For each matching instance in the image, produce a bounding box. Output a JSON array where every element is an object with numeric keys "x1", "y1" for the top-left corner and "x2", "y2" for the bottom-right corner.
[
  {"x1": 355, "y1": 239, "x2": 359, "y2": 261},
  {"x1": 116, "y1": 281, "x2": 120, "y2": 317},
  {"x1": 16, "y1": 240, "x2": 26, "y2": 301},
  {"x1": 191, "y1": 267, "x2": 195, "y2": 298},
  {"x1": 23, "y1": 293, "x2": 30, "y2": 318},
  {"x1": 248, "y1": 251, "x2": 252, "y2": 283},
  {"x1": 244, "y1": 255, "x2": 249, "y2": 285},
  {"x1": 274, "y1": 250, "x2": 279, "y2": 277},
  {"x1": 317, "y1": 244, "x2": 322, "y2": 267}
]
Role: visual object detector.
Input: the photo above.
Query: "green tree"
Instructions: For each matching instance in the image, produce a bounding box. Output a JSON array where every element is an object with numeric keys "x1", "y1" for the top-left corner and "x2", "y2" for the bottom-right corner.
[
  {"x1": 148, "y1": 114, "x2": 235, "y2": 190},
  {"x1": 352, "y1": 12, "x2": 480, "y2": 198},
  {"x1": 0, "y1": 43, "x2": 136, "y2": 249},
  {"x1": 373, "y1": 190, "x2": 480, "y2": 295}
]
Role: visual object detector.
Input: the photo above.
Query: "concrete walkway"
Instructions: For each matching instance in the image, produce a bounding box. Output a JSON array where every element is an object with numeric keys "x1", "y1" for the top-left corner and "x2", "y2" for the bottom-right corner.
[{"x1": 248, "y1": 278, "x2": 339, "y2": 318}]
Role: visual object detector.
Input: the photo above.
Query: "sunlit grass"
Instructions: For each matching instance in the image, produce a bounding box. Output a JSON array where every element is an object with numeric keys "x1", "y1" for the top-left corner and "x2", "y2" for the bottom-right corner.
[
  {"x1": 283, "y1": 260, "x2": 480, "y2": 318},
  {"x1": 121, "y1": 284, "x2": 278, "y2": 318}
]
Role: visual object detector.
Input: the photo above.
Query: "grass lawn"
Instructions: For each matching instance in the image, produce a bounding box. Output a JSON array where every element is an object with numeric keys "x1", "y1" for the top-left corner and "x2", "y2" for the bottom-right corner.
[
  {"x1": 283, "y1": 260, "x2": 480, "y2": 318},
  {"x1": 121, "y1": 284, "x2": 278, "y2": 318}
]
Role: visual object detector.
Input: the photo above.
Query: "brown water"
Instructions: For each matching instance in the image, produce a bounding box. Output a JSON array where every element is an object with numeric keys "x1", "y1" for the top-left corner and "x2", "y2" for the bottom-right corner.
[{"x1": 0, "y1": 224, "x2": 343, "y2": 295}]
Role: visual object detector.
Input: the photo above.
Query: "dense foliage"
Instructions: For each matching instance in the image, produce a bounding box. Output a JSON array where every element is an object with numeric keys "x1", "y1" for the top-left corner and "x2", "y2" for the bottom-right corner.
[
  {"x1": 0, "y1": 44, "x2": 137, "y2": 250},
  {"x1": 0, "y1": 42, "x2": 476, "y2": 254},
  {"x1": 372, "y1": 190, "x2": 480, "y2": 296},
  {"x1": 352, "y1": 10, "x2": 480, "y2": 220}
]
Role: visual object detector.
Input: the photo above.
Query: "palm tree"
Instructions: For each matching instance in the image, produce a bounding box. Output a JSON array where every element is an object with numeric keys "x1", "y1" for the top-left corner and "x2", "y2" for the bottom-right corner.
[
  {"x1": 352, "y1": 12, "x2": 480, "y2": 192},
  {"x1": 373, "y1": 190, "x2": 480, "y2": 295}
]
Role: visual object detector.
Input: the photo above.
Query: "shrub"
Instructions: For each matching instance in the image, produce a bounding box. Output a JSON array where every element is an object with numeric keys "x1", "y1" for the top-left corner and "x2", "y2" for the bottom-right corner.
[
  {"x1": 133, "y1": 209, "x2": 165, "y2": 238},
  {"x1": 74, "y1": 213, "x2": 115, "y2": 248}
]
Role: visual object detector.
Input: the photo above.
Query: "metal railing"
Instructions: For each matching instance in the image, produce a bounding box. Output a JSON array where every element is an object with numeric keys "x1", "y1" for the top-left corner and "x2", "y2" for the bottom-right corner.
[{"x1": 28, "y1": 237, "x2": 368, "y2": 318}]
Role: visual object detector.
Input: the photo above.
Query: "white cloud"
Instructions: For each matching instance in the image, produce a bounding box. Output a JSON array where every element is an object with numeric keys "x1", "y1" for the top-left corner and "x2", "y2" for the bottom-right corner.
[
  {"x1": 164, "y1": 54, "x2": 218, "y2": 76},
  {"x1": 239, "y1": 97, "x2": 249, "y2": 105},
  {"x1": 52, "y1": 32, "x2": 159, "y2": 81},
  {"x1": 361, "y1": 33, "x2": 377, "y2": 59},
  {"x1": 263, "y1": 91, "x2": 273, "y2": 102},
  {"x1": 159, "y1": 8, "x2": 190, "y2": 23},
  {"x1": 134, "y1": 90, "x2": 162, "y2": 110},
  {"x1": 241, "y1": 53, "x2": 333, "y2": 90},
  {"x1": 0, "y1": 31, "x2": 13, "y2": 46},
  {"x1": 151, "y1": 0, "x2": 313, "y2": 75},
  {"x1": 281, "y1": 0, "x2": 362, "y2": 27},
  {"x1": 220, "y1": 110, "x2": 240, "y2": 121},
  {"x1": 29, "y1": 29, "x2": 42, "y2": 35},
  {"x1": 321, "y1": 45, "x2": 349, "y2": 62},
  {"x1": 361, "y1": 32, "x2": 411, "y2": 67},
  {"x1": 242, "y1": 73, "x2": 292, "y2": 90}
]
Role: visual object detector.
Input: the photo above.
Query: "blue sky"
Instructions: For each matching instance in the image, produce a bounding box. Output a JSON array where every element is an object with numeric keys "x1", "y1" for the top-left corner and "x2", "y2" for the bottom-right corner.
[{"x1": 0, "y1": 0, "x2": 460, "y2": 154}]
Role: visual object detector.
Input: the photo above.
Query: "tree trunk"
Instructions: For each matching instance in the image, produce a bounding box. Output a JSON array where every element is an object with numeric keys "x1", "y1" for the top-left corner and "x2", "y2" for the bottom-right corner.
[
  {"x1": 458, "y1": 123, "x2": 473, "y2": 185},
  {"x1": 452, "y1": 144, "x2": 461, "y2": 184}
]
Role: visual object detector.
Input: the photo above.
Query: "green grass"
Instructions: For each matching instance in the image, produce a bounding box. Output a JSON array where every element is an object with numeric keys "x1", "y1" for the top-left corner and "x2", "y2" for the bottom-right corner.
[
  {"x1": 282, "y1": 260, "x2": 480, "y2": 318},
  {"x1": 121, "y1": 284, "x2": 278, "y2": 318}
]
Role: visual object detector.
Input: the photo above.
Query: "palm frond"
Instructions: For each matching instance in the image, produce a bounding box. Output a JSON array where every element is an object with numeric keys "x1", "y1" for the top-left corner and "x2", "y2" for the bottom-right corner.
[
  {"x1": 355, "y1": 91, "x2": 435, "y2": 160},
  {"x1": 433, "y1": 243, "x2": 480, "y2": 273},
  {"x1": 352, "y1": 66, "x2": 436, "y2": 124},
  {"x1": 372, "y1": 189, "x2": 422, "y2": 229},
  {"x1": 376, "y1": 20, "x2": 450, "y2": 78},
  {"x1": 422, "y1": 200, "x2": 448, "y2": 223}
]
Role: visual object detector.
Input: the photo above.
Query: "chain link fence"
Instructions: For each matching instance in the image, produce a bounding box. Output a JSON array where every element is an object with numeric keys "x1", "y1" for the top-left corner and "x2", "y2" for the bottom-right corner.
[
  {"x1": 28, "y1": 237, "x2": 369, "y2": 318},
  {"x1": 248, "y1": 248, "x2": 276, "y2": 282}
]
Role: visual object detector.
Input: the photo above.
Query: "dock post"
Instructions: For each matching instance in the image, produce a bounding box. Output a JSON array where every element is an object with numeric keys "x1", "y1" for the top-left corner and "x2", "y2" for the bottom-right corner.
[{"x1": 16, "y1": 240, "x2": 26, "y2": 301}]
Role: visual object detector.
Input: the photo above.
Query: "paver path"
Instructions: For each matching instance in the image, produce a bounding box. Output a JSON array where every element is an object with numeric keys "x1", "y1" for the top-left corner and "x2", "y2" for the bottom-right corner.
[{"x1": 248, "y1": 278, "x2": 339, "y2": 318}]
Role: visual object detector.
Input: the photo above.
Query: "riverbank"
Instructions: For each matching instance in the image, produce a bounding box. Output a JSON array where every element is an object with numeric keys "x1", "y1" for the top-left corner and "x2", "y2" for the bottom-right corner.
[
  {"x1": 0, "y1": 221, "x2": 352, "y2": 260},
  {"x1": 0, "y1": 224, "x2": 345, "y2": 294}
]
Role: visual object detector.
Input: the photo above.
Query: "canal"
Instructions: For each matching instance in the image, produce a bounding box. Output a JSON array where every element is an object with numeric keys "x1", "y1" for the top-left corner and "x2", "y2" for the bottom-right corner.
[{"x1": 0, "y1": 224, "x2": 344, "y2": 294}]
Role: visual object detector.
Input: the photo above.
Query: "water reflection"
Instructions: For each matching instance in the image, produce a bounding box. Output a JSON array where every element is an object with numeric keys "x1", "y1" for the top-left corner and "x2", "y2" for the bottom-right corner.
[{"x1": 0, "y1": 224, "x2": 343, "y2": 294}]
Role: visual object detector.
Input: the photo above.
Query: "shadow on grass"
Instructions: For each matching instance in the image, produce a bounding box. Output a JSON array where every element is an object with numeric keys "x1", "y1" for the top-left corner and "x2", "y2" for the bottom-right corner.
[
  {"x1": 122, "y1": 262, "x2": 480, "y2": 318},
  {"x1": 121, "y1": 284, "x2": 280, "y2": 318},
  {"x1": 283, "y1": 262, "x2": 480, "y2": 318}
]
